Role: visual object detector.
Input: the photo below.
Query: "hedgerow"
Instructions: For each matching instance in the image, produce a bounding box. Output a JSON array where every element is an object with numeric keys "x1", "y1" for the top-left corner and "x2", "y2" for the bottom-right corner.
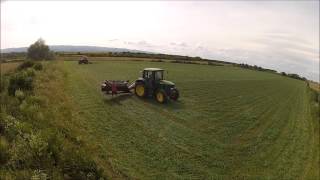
[{"x1": 0, "y1": 62, "x2": 105, "y2": 179}]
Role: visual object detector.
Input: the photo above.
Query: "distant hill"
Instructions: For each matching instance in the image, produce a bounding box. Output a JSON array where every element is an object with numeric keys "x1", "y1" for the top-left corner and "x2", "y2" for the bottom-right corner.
[{"x1": 1, "y1": 45, "x2": 148, "y2": 53}]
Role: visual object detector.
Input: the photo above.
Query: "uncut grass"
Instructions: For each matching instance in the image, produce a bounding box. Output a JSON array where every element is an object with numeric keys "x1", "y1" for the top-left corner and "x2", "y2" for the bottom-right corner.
[
  {"x1": 1, "y1": 62, "x2": 20, "y2": 75},
  {"x1": 309, "y1": 81, "x2": 320, "y2": 92},
  {"x1": 63, "y1": 60, "x2": 318, "y2": 179}
]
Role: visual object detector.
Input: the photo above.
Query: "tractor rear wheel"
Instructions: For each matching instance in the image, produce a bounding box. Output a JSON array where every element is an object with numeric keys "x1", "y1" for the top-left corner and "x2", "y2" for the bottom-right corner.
[
  {"x1": 135, "y1": 83, "x2": 146, "y2": 97},
  {"x1": 155, "y1": 90, "x2": 168, "y2": 103}
]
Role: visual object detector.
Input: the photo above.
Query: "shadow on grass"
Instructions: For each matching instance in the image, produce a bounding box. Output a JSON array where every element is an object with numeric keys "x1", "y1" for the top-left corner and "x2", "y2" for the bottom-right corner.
[
  {"x1": 103, "y1": 92, "x2": 185, "y2": 109},
  {"x1": 138, "y1": 96, "x2": 185, "y2": 110},
  {"x1": 103, "y1": 93, "x2": 133, "y2": 105}
]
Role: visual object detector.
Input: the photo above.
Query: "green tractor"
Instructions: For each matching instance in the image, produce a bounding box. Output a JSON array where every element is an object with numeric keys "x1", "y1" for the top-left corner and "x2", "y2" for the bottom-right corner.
[{"x1": 134, "y1": 68, "x2": 179, "y2": 103}]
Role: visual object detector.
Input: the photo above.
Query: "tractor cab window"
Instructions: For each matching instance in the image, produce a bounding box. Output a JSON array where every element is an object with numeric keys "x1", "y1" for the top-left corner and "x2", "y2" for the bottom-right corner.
[
  {"x1": 144, "y1": 71, "x2": 153, "y2": 79},
  {"x1": 155, "y1": 71, "x2": 163, "y2": 80}
]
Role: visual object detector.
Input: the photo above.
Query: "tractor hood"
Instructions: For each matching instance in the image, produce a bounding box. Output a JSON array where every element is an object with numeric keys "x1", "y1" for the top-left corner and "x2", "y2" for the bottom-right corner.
[{"x1": 160, "y1": 80, "x2": 175, "y2": 86}]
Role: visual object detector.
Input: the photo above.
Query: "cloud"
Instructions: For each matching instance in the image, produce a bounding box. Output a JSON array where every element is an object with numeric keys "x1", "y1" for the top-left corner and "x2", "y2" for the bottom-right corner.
[
  {"x1": 195, "y1": 45, "x2": 205, "y2": 50},
  {"x1": 252, "y1": 34, "x2": 318, "y2": 59},
  {"x1": 123, "y1": 40, "x2": 154, "y2": 48},
  {"x1": 178, "y1": 42, "x2": 188, "y2": 47},
  {"x1": 29, "y1": 16, "x2": 39, "y2": 25},
  {"x1": 137, "y1": 40, "x2": 152, "y2": 47},
  {"x1": 2, "y1": 1, "x2": 318, "y2": 81},
  {"x1": 169, "y1": 42, "x2": 188, "y2": 47},
  {"x1": 237, "y1": 33, "x2": 319, "y2": 81},
  {"x1": 114, "y1": 34, "x2": 319, "y2": 81},
  {"x1": 108, "y1": 39, "x2": 119, "y2": 42},
  {"x1": 114, "y1": 37, "x2": 319, "y2": 81},
  {"x1": 205, "y1": 43, "x2": 319, "y2": 81},
  {"x1": 263, "y1": 33, "x2": 312, "y2": 46}
]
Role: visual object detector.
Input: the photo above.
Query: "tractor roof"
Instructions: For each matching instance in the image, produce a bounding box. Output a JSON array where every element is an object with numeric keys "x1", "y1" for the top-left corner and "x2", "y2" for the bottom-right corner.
[{"x1": 143, "y1": 68, "x2": 164, "y2": 71}]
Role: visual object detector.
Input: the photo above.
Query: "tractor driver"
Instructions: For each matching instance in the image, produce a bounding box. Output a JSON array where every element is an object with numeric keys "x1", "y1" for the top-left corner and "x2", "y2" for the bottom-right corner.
[{"x1": 145, "y1": 71, "x2": 153, "y2": 95}]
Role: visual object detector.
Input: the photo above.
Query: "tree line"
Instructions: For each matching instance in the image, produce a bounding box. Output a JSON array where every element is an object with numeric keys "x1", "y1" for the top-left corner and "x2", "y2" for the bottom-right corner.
[{"x1": 1, "y1": 38, "x2": 310, "y2": 82}]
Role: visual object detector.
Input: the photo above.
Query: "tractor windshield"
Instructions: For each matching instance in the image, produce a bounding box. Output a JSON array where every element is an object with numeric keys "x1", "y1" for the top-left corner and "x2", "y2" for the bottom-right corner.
[{"x1": 155, "y1": 71, "x2": 164, "y2": 80}]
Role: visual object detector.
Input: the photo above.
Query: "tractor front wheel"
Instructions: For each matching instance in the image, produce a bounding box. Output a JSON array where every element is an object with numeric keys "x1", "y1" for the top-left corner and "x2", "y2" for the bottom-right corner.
[
  {"x1": 170, "y1": 88, "x2": 179, "y2": 101},
  {"x1": 155, "y1": 90, "x2": 168, "y2": 103},
  {"x1": 135, "y1": 84, "x2": 146, "y2": 97}
]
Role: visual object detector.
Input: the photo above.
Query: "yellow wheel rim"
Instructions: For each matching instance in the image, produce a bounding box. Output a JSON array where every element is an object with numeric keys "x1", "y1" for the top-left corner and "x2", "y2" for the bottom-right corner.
[
  {"x1": 136, "y1": 85, "x2": 145, "y2": 97},
  {"x1": 156, "y1": 92, "x2": 164, "y2": 102}
]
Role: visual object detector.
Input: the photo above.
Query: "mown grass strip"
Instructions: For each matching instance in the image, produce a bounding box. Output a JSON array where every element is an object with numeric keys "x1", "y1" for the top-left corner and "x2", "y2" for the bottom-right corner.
[{"x1": 63, "y1": 60, "x2": 319, "y2": 179}]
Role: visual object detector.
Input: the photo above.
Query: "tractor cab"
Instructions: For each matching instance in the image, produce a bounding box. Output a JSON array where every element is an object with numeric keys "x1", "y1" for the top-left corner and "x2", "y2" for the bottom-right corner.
[
  {"x1": 135, "y1": 68, "x2": 179, "y2": 103},
  {"x1": 142, "y1": 68, "x2": 164, "y2": 82}
]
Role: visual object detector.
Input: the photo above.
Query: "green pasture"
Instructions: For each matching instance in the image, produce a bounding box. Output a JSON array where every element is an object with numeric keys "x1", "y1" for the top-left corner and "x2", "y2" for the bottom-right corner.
[{"x1": 61, "y1": 60, "x2": 318, "y2": 179}]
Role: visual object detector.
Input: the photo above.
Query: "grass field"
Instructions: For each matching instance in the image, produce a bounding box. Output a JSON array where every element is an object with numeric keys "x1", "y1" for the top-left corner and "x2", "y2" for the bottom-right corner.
[
  {"x1": 60, "y1": 60, "x2": 319, "y2": 179},
  {"x1": 309, "y1": 81, "x2": 320, "y2": 92},
  {"x1": 0, "y1": 62, "x2": 20, "y2": 75}
]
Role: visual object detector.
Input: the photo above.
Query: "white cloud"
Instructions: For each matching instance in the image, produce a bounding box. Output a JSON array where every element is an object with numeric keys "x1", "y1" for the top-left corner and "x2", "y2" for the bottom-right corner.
[{"x1": 1, "y1": 1, "x2": 319, "y2": 81}]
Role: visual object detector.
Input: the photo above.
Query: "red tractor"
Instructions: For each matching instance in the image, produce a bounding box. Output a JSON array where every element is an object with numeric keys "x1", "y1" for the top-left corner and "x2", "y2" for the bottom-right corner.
[{"x1": 78, "y1": 56, "x2": 89, "y2": 64}]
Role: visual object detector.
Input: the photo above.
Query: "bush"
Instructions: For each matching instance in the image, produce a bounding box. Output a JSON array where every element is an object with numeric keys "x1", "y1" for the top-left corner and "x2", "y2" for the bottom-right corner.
[
  {"x1": 0, "y1": 113, "x2": 5, "y2": 134},
  {"x1": 1, "y1": 62, "x2": 106, "y2": 179},
  {"x1": 0, "y1": 76, "x2": 9, "y2": 93},
  {"x1": 61, "y1": 148, "x2": 104, "y2": 179},
  {"x1": 17, "y1": 61, "x2": 35, "y2": 71},
  {"x1": 33, "y1": 63, "x2": 43, "y2": 71},
  {"x1": 46, "y1": 51, "x2": 56, "y2": 60},
  {"x1": 171, "y1": 60, "x2": 182, "y2": 63},
  {"x1": 2, "y1": 115, "x2": 32, "y2": 141},
  {"x1": 31, "y1": 170, "x2": 49, "y2": 180},
  {"x1": 17, "y1": 61, "x2": 43, "y2": 72},
  {"x1": 8, "y1": 71, "x2": 34, "y2": 96},
  {"x1": 208, "y1": 62, "x2": 223, "y2": 66},
  {"x1": 18, "y1": 95, "x2": 47, "y2": 121},
  {"x1": 28, "y1": 133, "x2": 52, "y2": 168},
  {"x1": 151, "y1": 59, "x2": 164, "y2": 62},
  {"x1": 44, "y1": 131, "x2": 63, "y2": 165},
  {"x1": 27, "y1": 39, "x2": 52, "y2": 61},
  {"x1": 0, "y1": 137, "x2": 10, "y2": 164},
  {"x1": 25, "y1": 68, "x2": 36, "y2": 77},
  {"x1": 15, "y1": 90, "x2": 25, "y2": 102}
]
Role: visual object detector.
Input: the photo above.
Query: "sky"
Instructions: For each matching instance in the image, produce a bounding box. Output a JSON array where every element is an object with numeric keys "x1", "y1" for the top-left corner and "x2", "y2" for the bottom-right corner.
[{"x1": 1, "y1": 1, "x2": 319, "y2": 81}]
